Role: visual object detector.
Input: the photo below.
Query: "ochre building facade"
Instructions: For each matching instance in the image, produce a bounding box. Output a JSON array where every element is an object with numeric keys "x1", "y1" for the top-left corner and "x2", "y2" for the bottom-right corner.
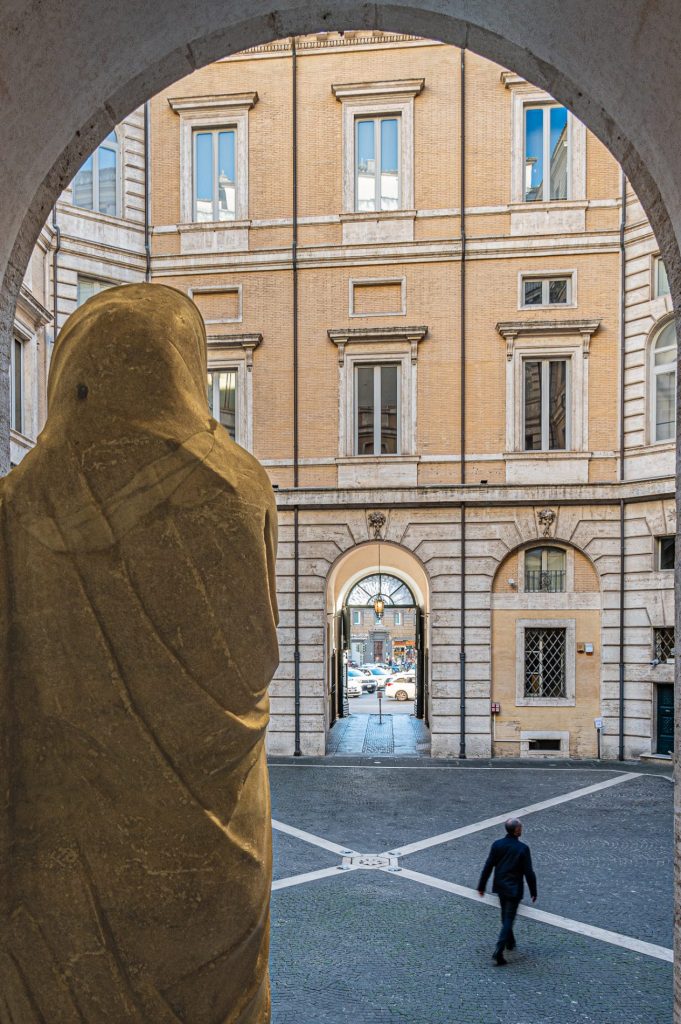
[{"x1": 15, "y1": 33, "x2": 676, "y2": 761}]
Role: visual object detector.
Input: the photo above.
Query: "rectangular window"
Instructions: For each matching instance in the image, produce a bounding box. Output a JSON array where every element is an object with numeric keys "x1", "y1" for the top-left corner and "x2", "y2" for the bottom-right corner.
[
  {"x1": 355, "y1": 117, "x2": 400, "y2": 212},
  {"x1": 654, "y1": 627, "x2": 675, "y2": 663},
  {"x1": 523, "y1": 358, "x2": 569, "y2": 451},
  {"x1": 524, "y1": 627, "x2": 566, "y2": 698},
  {"x1": 655, "y1": 257, "x2": 670, "y2": 298},
  {"x1": 658, "y1": 536, "x2": 675, "y2": 571},
  {"x1": 10, "y1": 338, "x2": 22, "y2": 433},
  {"x1": 524, "y1": 105, "x2": 569, "y2": 202},
  {"x1": 355, "y1": 363, "x2": 399, "y2": 456},
  {"x1": 352, "y1": 610, "x2": 361, "y2": 626},
  {"x1": 522, "y1": 276, "x2": 571, "y2": 307},
  {"x1": 207, "y1": 369, "x2": 237, "y2": 440},
  {"x1": 193, "y1": 128, "x2": 236, "y2": 222},
  {"x1": 77, "y1": 276, "x2": 115, "y2": 307}
]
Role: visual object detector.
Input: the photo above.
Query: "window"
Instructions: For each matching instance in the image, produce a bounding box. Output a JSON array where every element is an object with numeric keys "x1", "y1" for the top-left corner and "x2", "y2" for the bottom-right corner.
[
  {"x1": 355, "y1": 363, "x2": 399, "y2": 455},
  {"x1": 207, "y1": 369, "x2": 237, "y2": 440},
  {"x1": 393, "y1": 611, "x2": 402, "y2": 626},
  {"x1": 524, "y1": 546, "x2": 566, "y2": 592},
  {"x1": 658, "y1": 536, "x2": 675, "y2": 571},
  {"x1": 651, "y1": 321, "x2": 677, "y2": 443},
  {"x1": 523, "y1": 358, "x2": 569, "y2": 450},
  {"x1": 655, "y1": 257, "x2": 670, "y2": 298},
  {"x1": 77, "y1": 276, "x2": 115, "y2": 307},
  {"x1": 352, "y1": 610, "x2": 362, "y2": 626},
  {"x1": 654, "y1": 627, "x2": 675, "y2": 664},
  {"x1": 193, "y1": 128, "x2": 236, "y2": 222},
  {"x1": 10, "y1": 338, "x2": 23, "y2": 433},
  {"x1": 72, "y1": 131, "x2": 119, "y2": 216},
  {"x1": 524, "y1": 105, "x2": 569, "y2": 202},
  {"x1": 355, "y1": 117, "x2": 400, "y2": 212},
  {"x1": 521, "y1": 275, "x2": 572, "y2": 307},
  {"x1": 524, "y1": 627, "x2": 566, "y2": 697}
]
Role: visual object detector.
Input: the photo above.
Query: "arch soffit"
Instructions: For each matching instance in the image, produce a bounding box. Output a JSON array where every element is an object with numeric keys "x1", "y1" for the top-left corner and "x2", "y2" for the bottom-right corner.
[
  {"x1": 326, "y1": 541, "x2": 430, "y2": 614},
  {"x1": 3, "y1": 1, "x2": 681, "y2": 362}
]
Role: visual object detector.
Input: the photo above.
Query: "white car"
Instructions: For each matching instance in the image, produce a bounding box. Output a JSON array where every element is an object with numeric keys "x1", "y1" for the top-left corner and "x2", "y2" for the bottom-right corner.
[
  {"x1": 384, "y1": 674, "x2": 416, "y2": 701},
  {"x1": 346, "y1": 670, "x2": 364, "y2": 697}
]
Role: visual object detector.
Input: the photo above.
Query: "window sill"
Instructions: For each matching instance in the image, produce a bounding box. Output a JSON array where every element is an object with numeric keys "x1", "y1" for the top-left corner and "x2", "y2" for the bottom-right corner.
[
  {"x1": 340, "y1": 209, "x2": 416, "y2": 222},
  {"x1": 509, "y1": 199, "x2": 588, "y2": 213},
  {"x1": 515, "y1": 697, "x2": 576, "y2": 707},
  {"x1": 505, "y1": 452, "x2": 590, "y2": 485},
  {"x1": 336, "y1": 455, "x2": 418, "y2": 488},
  {"x1": 178, "y1": 220, "x2": 250, "y2": 254},
  {"x1": 341, "y1": 210, "x2": 416, "y2": 245}
]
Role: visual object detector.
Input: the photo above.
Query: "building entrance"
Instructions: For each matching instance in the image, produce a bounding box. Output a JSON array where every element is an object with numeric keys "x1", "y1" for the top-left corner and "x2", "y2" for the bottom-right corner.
[
  {"x1": 328, "y1": 569, "x2": 429, "y2": 756},
  {"x1": 656, "y1": 684, "x2": 674, "y2": 756}
]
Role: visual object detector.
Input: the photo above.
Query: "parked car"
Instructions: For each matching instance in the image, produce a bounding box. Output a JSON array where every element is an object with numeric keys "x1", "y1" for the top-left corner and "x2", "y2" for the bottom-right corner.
[
  {"x1": 384, "y1": 674, "x2": 416, "y2": 702},
  {"x1": 347, "y1": 669, "x2": 364, "y2": 697},
  {"x1": 363, "y1": 666, "x2": 393, "y2": 692}
]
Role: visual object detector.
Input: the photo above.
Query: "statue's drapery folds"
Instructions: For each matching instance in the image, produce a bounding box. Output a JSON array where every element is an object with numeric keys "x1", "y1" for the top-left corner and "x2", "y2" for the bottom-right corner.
[{"x1": 0, "y1": 285, "x2": 279, "y2": 1022}]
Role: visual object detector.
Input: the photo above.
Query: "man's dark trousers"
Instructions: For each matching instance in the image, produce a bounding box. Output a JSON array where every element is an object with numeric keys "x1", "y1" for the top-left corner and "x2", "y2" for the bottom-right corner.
[{"x1": 495, "y1": 895, "x2": 520, "y2": 955}]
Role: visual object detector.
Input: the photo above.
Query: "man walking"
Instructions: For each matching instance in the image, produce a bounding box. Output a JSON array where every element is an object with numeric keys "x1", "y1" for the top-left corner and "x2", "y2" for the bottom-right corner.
[{"x1": 477, "y1": 817, "x2": 537, "y2": 965}]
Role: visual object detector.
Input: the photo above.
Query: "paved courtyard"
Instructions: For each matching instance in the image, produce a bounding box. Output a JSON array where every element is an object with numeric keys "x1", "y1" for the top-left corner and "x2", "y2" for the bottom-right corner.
[{"x1": 268, "y1": 759, "x2": 673, "y2": 1023}]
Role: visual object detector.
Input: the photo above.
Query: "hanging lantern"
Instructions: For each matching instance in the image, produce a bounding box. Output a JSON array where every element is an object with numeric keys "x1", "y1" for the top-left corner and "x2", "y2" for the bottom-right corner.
[{"x1": 373, "y1": 594, "x2": 385, "y2": 618}]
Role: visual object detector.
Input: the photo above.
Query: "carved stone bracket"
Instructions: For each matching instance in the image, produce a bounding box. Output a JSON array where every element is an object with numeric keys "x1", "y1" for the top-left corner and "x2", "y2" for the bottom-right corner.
[
  {"x1": 206, "y1": 332, "x2": 262, "y2": 370},
  {"x1": 536, "y1": 507, "x2": 556, "y2": 538},
  {"x1": 367, "y1": 510, "x2": 387, "y2": 540}
]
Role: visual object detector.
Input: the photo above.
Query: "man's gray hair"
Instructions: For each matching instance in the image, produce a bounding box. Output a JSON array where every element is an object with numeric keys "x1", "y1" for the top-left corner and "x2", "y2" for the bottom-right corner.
[{"x1": 505, "y1": 817, "x2": 522, "y2": 836}]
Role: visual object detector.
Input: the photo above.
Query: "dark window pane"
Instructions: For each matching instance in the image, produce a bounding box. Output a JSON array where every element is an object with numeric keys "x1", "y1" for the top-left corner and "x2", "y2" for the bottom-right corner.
[
  {"x1": 217, "y1": 370, "x2": 237, "y2": 439},
  {"x1": 524, "y1": 107, "x2": 544, "y2": 201},
  {"x1": 549, "y1": 107, "x2": 568, "y2": 199},
  {"x1": 548, "y1": 360, "x2": 567, "y2": 449},
  {"x1": 217, "y1": 130, "x2": 236, "y2": 220},
  {"x1": 12, "y1": 338, "x2": 22, "y2": 433},
  {"x1": 356, "y1": 365, "x2": 374, "y2": 454},
  {"x1": 660, "y1": 536, "x2": 675, "y2": 570},
  {"x1": 524, "y1": 361, "x2": 542, "y2": 450},
  {"x1": 549, "y1": 278, "x2": 568, "y2": 304},
  {"x1": 380, "y1": 365, "x2": 398, "y2": 454},
  {"x1": 524, "y1": 280, "x2": 543, "y2": 305}
]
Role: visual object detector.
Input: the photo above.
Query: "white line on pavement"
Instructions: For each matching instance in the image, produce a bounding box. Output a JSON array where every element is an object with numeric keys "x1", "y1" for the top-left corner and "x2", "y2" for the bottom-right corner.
[
  {"x1": 390, "y1": 867, "x2": 673, "y2": 963},
  {"x1": 388, "y1": 772, "x2": 640, "y2": 857},
  {"x1": 272, "y1": 866, "x2": 356, "y2": 891},
  {"x1": 272, "y1": 818, "x2": 358, "y2": 856},
  {"x1": 269, "y1": 764, "x2": 664, "y2": 778}
]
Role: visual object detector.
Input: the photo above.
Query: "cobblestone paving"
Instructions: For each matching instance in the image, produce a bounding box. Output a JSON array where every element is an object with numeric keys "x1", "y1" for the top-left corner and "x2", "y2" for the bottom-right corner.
[
  {"x1": 269, "y1": 762, "x2": 672, "y2": 1024},
  {"x1": 328, "y1": 713, "x2": 430, "y2": 756}
]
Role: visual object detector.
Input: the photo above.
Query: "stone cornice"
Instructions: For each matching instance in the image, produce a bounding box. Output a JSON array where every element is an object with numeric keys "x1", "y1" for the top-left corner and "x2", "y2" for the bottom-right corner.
[
  {"x1": 168, "y1": 92, "x2": 258, "y2": 114},
  {"x1": 206, "y1": 332, "x2": 262, "y2": 370},
  {"x1": 331, "y1": 78, "x2": 424, "y2": 101},
  {"x1": 16, "y1": 285, "x2": 52, "y2": 330},
  {"x1": 328, "y1": 324, "x2": 427, "y2": 365},
  {"x1": 496, "y1": 318, "x2": 601, "y2": 359}
]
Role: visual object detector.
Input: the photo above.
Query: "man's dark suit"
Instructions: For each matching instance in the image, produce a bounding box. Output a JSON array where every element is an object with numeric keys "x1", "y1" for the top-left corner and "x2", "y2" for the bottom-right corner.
[{"x1": 477, "y1": 834, "x2": 537, "y2": 957}]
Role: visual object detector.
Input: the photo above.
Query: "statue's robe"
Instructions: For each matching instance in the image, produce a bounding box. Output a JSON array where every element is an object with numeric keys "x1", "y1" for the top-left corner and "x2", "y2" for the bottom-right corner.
[{"x1": 0, "y1": 284, "x2": 278, "y2": 1023}]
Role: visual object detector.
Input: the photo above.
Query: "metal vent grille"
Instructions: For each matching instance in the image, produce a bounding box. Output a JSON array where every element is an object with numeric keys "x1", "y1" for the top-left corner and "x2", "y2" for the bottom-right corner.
[
  {"x1": 524, "y1": 628, "x2": 566, "y2": 698},
  {"x1": 654, "y1": 627, "x2": 675, "y2": 664}
]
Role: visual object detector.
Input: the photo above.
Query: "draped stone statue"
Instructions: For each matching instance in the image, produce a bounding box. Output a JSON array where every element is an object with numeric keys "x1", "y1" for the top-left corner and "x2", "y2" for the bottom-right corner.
[{"x1": 0, "y1": 284, "x2": 279, "y2": 1022}]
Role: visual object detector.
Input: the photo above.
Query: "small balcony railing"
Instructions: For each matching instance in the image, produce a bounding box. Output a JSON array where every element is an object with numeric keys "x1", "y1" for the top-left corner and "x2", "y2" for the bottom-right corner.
[{"x1": 524, "y1": 569, "x2": 566, "y2": 593}]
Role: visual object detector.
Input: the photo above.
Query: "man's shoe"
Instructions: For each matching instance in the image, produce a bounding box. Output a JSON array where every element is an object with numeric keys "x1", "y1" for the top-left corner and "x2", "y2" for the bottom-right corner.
[
  {"x1": 492, "y1": 952, "x2": 507, "y2": 966},
  {"x1": 506, "y1": 941, "x2": 516, "y2": 951}
]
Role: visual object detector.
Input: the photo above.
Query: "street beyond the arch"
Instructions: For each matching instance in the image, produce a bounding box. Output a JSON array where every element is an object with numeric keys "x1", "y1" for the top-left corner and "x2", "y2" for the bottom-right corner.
[{"x1": 268, "y1": 761, "x2": 672, "y2": 1024}]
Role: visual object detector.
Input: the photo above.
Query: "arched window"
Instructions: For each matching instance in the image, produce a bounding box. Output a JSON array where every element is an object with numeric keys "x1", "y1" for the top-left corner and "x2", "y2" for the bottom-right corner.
[
  {"x1": 651, "y1": 320, "x2": 677, "y2": 443},
  {"x1": 524, "y1": 546, "x2": 566, "y2": 592},
  {"x1": 72, "y1": 131, "x2": 120, "y2": 216},
  {"x1": 345, "y1": 573, "x2": 415, "y2": 608}
]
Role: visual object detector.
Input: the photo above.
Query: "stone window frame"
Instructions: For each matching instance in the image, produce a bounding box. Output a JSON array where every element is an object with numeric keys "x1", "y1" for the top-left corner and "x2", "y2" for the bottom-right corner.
[
  {"x1": 520, "y1": 730, "x2": 570, "y2": 758},
  {"x1": 502, "y1": 73, "x2": 586, "y2": 207},
  {"x1": 71, "y1": 128, "x2": 123, "y2": 219},
  {"x1": 520, "y1": 544, "x2": 574, "y2": 594},
  {"x1": 188, "y1": 283, "x2": 243, "y2": 325},
  {"x1": 331, "y1": 79, "x2": 424, "y2": 215},
  {"x1": 518, "y1": 270, "x2": 577, "y2": 310},
  {"x1": 328, "y1": 325, "x2": 427, "y2": 459},
  {"x1": 515, "y1": 617, "x2": 576, "y2": 707},
  {"x1": 349, "y1": 276, "x2": 406, "y2": 318},
  {"x1": 206, "y1": 333, "x2": 261, "y2": 452},
  {"x1": 648, "y1": 313, "x2": 677, "y2": 445},
  {"x1": 497, "y1": 319, "x2": 600, "y2": 454},
  {"x1": 651, "y1": 253, "x2": 671, "y2": 299},
  {"x1": 168, "y1": 93, "x2": 257, "y2": 226}
]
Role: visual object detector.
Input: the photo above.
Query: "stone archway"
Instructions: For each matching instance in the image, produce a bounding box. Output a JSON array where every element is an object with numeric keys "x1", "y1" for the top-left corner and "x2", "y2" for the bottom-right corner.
[{"x1": 1, "y1": 0, "x2": 681, "y2": 1015}]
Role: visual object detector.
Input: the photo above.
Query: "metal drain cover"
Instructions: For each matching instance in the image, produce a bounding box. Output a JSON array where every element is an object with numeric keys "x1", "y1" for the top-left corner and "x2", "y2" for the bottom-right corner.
[{"x1": 342, "y1": 853, "x2": 398, "y2": 869}]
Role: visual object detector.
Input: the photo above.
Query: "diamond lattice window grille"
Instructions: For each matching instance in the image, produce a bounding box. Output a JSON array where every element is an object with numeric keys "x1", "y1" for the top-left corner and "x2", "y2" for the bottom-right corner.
[
  {"x1": 524, "y1": 627, "x2": 567, "y2": 698},
  {"x1": 654, "y1": 627, "x2": 675, "y2": 663}
]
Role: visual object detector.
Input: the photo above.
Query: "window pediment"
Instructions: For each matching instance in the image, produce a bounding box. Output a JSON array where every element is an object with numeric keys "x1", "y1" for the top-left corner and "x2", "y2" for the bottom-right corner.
[
  {"x1": 496, "y1": 318, "x2": 600, "y2": 359},
  {"x1": 331, "y1": 79, "x2": 424, "y2": 101},
  {"x1": 328, "y1": 324, "x2": 427, "y2": 365},
  {"x1": 168, "y1": 92, "x2": 258, "y2": 114}
]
